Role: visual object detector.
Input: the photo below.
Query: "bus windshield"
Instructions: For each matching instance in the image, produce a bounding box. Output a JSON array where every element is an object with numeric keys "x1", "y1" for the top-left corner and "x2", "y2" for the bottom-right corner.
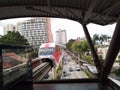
[{"x1": 39, "y1": 47, "x2": 54, "y2": 55}]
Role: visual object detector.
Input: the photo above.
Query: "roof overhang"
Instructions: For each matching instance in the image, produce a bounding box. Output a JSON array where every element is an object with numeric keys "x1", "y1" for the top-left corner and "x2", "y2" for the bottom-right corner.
[{"x1": 0, "y1": 0, "x2": 120, "y2": 25}]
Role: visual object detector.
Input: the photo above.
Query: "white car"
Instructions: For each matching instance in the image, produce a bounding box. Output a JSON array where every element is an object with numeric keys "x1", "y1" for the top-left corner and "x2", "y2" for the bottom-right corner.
[{"x1": 76, "y1": 66, "x2": 81, "y2": 71}]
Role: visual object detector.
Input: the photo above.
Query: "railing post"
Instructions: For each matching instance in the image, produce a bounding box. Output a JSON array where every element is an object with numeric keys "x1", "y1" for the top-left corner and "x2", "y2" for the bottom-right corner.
[{"x1": 27, "y1": 52, "x2": 33, "y2": 81}]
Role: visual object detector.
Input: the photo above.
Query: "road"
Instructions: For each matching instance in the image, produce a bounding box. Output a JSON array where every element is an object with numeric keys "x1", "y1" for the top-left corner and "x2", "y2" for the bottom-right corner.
[
  {"x1": 43, "y1": 71, "x2": 53, "y2": 80},
  {"x1": 61, "y1": 53, "x2": 88, "y2": 79}
]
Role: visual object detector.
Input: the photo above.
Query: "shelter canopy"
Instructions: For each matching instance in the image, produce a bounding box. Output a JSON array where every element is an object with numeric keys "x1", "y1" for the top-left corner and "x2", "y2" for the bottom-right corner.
[{"x1": 0, "y1": 0, "x2": 119, "y2": 25}]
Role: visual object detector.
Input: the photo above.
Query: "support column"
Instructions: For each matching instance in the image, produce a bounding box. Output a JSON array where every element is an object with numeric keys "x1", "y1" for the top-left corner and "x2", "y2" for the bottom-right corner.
[
  {"x1": 81, "y1": 23, "x2": 101, "y2": 73},
  {"x1": 27, "y1": 52, "x2": 33, "y2": 81},
  {"x1": 100, "y1": 15, "x2": 120, "y2": 82},
  {"x1": 0, "y1": 49, "x2": 4, "y2": 90}
]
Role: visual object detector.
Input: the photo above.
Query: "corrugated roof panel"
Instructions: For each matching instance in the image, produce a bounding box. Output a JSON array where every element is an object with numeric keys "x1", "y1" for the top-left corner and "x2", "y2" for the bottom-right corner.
[{"x1": 0, "y1": 0, "x2": 119, "y2": 25}]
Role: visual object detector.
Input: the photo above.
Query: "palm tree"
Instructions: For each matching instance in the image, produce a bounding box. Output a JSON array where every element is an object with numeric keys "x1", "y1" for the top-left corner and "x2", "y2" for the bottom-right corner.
[
  {"x1": 93, "y1": 34, "x2": 99, "y2": 45},
  {"x1": 99, "y1": 35, "x2": 104, "y2": 45},
  {"x1": 93, "y1": 34, "x2": 111, "y2": 45},
  {"x1": 100, "y1": 34, "x2": 111, "y2": 45}
]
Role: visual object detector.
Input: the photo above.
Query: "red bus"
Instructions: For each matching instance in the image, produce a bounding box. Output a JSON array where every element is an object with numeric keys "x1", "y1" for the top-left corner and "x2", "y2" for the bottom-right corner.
[{"x1": 38, "y1": 43, "x2": 62, "y2": 67}]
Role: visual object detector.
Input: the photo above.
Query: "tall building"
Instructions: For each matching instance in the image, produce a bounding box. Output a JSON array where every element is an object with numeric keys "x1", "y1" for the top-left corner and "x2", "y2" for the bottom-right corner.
[
  {"x1": 17, "y1": 18, "x2": 53, "y2": 47},
  {"x1": 4, "y1": 24, "x2": 17, "y2": 35},
  {"x1": 56, "y1": 29, "x2": 67, "y2": 46}
]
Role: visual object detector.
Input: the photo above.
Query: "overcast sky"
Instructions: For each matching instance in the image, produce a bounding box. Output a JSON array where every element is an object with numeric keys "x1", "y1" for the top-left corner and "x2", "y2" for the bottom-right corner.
[{"x1": 0, "y1": 18, "x2": 116, "y2": 42}]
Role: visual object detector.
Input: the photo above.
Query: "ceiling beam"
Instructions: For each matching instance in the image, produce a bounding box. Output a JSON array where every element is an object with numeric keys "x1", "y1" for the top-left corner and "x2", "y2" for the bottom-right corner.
[
  {"x1": 52, "y1": 8, "x2": 64, "y2": 17},
  {"x1": 83, "y1": 0, "x2": 98, "y2": 23},
  {"x1": 47, "y1": 0, "x2": 52, "y2": 13},
  {"x1": 103, "y1": 2, "x2": 120, "y2": 14},
  {"x1": 101, "y1": 2, "x2": 120, "y2": 24},
  {"x1": 68, "y1": 9, "x2": 82, "y2": 22}
]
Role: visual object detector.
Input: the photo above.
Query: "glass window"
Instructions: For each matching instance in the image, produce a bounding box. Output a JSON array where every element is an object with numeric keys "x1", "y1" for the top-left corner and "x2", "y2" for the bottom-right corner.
[
  {"x1": 2, "y1": 48, "x2": 29, "y2": 86},
  {"x1": 39, "y1": 47, "x2": 54, "y2": 55}
]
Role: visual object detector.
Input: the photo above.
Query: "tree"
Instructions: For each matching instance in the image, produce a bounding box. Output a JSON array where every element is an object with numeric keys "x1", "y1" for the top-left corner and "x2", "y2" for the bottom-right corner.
[
  {"x1": 93, "y1": 34, "x2": 99, "y2": 45},
  {"x1": 99, "y1": 35, "x2": 104, "y2": 45},
  {"x1": 0, "y1": 31, "x2": 29, "y2": 45},
  {"x1": 115, "y1": 68, "x2": 120, "y2": 76},
  {"x1": 72, "y1": 40, "x2": 89, "y2": 59},
  {"x1": 66, "y1": 39, "x2": 75, "y2": 50},
  {"x1": 93, "y1": 34, "x2": 111, "y2": 45},
  {"x1": 101, "y1": 34, "x2": 111, "y2": 45},
  {"x1": 66, "y1": 39, "x2": 89, "y2": 59},
  {"x1": 98, "y1": 55, "x2": 104, "y2": 65},
  {"x1": 30, "y1": 48, "x2": 38, "y2": 59}
]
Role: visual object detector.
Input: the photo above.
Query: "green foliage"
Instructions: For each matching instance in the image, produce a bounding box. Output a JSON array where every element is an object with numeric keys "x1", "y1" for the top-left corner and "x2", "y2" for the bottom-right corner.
[
  {"x1": 66, "y1": 39, "x2": 75, "y2": 50},
  {"x1": 30, "y1": 48, "x2": 38, "y2": 59},
  {"x1": 79, "y1": 40, "x2": 89, "y2": 53},
  {"x1": 118, "y1": 55, "x2": 120, "y2": 65},
  {"x1": 84, "y1": 70, "x2": 92, "y2": 78},
  {"x1": 83, "y1": 55, "x2": 94, "y2": 65},
  {"x1": 56, "y1": 64, "x2": 62, "y2": 80},
  {"x1": 72, "y1": 40, "x2": 89, "y2": 58},
  {"x1": 92, "y1": 34, "x2": 111, "y2": 45},
  {"x1": 0, "y1": 31, "x2": 29, "y2": 45},
  {"x1": 30, "y1": 51, "x2": 38, "y2": 59},
  {"x1": 66, "y1": 39, "x2": 89, "y2": 59},
  {"x1": 115, "y1": 68, "x2": 120, "y2": 76},
  {"x1": 93, "y1": 34, "x2": 99, "y2": 45},
  {"x1": 83, "y1": 55, "x2": 103, "y2": 65},
  {"x1": 98, "y1": 55, "x2": 104, "y2": 65}
]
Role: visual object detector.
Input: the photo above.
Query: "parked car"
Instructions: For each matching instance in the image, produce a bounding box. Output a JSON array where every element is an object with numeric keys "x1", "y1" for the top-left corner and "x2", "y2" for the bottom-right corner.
[
  {"x1": 68, "y1": 60, "x2": 70, "y2": 62},
  {"x1": 76, "y1": 66, "x2": 81, "y2": 71},
  {"x1": 64, "y1": 62, "x2": 67, "y2": 65},
  {"x1": 69, "y1": 67, "x2": 73, "y2": 72},
  {"x1": 63, "y1": 71, "x2": 67, "y2": 76},
  {"x1": 44, "y1": 74, "x2": 49, "y2": 79}
]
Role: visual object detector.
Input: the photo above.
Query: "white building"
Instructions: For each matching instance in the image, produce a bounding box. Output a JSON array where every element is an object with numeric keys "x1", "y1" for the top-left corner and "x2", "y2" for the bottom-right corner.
[
  {"x1": 4, "y1": 24, "x2": 17, "y2": 35},
  {"x1": 17, "y1": 18, "x2": 53, "y2": 47},
  {"x1": 97, "y1": 45, "x2": 120, "y2": 61},
  {"x1": 56, "y1": 29, "x2": 67, "y2": 47},
  {"x1": 97, "y1": 45, "x2": 109, "y2": 59}
]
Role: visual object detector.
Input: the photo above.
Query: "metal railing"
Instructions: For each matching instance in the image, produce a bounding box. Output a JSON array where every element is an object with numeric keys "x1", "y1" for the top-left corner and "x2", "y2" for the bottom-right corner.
[
  {"x1": 3, "y1": 62, "x2": 28, "y2": 86},
  {"x1": 3, "y1": 61, "x2": 53, "y2": 86}
]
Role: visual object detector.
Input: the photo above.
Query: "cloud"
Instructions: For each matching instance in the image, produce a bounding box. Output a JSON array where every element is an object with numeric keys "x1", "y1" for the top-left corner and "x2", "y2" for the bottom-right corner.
[
  {"x1": 87, "y1": 23, "x2": 115, "y2": 37},
  {"x1": 0, "y1": 26, "x2": 3, "y2": 35},
  {"x1": 0, "y1": 17, "x2": 31, "y2": 26},
  {"x1": 0, "y1": 17, "x2": 116, "y2": 40},
  {"x1": 0, "y1": 18, "x2": 31, "y2": 35}
]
